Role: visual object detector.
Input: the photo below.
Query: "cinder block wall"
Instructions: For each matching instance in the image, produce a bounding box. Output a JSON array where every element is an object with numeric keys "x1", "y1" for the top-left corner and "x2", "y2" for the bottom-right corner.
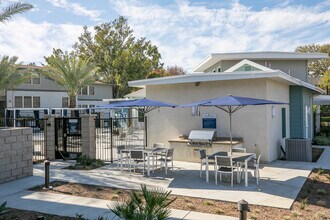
[{"x1": 0, "y1": 127, "x2": 33, "y2": 183}]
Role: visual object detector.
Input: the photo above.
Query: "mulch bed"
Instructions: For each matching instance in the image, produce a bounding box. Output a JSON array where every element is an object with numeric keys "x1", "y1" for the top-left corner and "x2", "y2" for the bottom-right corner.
[
  {"x1": 312, "y1": 148, "x2": 324, "y2": 162},
  {"x1": 30, "y1": 168, "x2": 330, "y2": 220},
  {"x1": 0, "y1": 208, "x2": 75, "y2": 220}
]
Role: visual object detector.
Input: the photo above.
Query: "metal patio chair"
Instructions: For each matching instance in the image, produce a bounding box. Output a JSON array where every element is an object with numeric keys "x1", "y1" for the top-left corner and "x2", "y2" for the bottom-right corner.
[
  {"x1": 129, "y1": 150, "x2": 146, "y2": 174},
  {"x1": 198, "y1": 149, "x2": 215, "y2": 178},
  {"x1": 157, "y1": 148, "x2": 174, "y2": 174},
  {"x1": 243, "y1": 153, "x2": 262, "y2": 185},
  {"x1": 215, "y1": 155, "x2": 237, "y2": 187}
]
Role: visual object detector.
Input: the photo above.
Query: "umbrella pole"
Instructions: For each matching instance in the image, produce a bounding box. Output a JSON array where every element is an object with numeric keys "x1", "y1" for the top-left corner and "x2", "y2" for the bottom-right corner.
[
  {"x1": 229, "y1": 111, "x2": 233, "y2": 155},
  {"x1": 144, "y1": 115, "x2": 147, "y2": 148}
]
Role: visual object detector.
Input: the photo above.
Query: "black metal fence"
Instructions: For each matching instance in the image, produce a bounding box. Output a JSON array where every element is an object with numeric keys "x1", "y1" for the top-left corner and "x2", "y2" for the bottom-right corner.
[
  {"x1": 95, "y1": 117, "x2": 144, "y2": 162},
  {"x1": 55, "y1": 118, "x2": 82, "y2": 159},
  {"x1": 0, "y1": 118, "x2": 47, "y2": 162}
]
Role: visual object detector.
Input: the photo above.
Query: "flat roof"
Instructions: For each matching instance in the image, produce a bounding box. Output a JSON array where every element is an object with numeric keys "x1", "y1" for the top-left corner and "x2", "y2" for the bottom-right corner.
[
  {"x1": 128, "y1": 70, "x2": 324, "y2": 94},
  {"x1": 193, "y1": 51, "x2": 329, "y2": 72}
]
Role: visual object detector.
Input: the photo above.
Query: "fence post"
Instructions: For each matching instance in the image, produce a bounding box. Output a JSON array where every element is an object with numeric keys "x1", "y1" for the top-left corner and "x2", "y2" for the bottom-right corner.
[
  {"x1": 110, "y1": 118, "x2": 113, "y2": 163},
  {"x1": 44, "y1": 115, "x2": 56, "y2": 160}
]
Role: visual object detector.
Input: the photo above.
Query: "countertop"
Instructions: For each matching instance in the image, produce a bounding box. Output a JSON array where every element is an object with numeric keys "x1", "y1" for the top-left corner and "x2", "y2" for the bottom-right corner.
[{"x1": 168, "y1": 137, "x2": 243, "y2": 145}]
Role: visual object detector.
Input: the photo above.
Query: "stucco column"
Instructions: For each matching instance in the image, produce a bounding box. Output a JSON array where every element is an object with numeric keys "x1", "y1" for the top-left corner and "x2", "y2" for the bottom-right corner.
[
  {"x1": 315, "y1": 105, "x2": 321, "y2": 133},
  {"x1": 44, "y1": 115, "x2": 56, "y2": 160},
  {"x1": 81, "y1": 114, "x2": 96, "y2": 158}
]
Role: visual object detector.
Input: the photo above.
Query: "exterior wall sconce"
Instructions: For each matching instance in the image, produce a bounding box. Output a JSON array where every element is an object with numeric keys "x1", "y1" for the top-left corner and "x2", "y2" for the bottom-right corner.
[{"x1": 195, "y1": 82, "x2": 201, "y2": 87}]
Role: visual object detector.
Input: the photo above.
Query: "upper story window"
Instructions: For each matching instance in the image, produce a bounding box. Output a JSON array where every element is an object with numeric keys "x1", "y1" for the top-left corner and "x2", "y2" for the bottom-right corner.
[
  {"x1": 62, "y1": 97, "x2": 69, "y2": 108},
  {"x1": 25, "y1": 73, "x2": 41, "y2": 85},
  {"x1": 14, "y1": 96, "x2": 40, "y2": 108},
  {"x1": 79, "y1": 86, "x2": 95, "y2": 95},
  {"x1": 225, "y1": 59, "x2": 273, "y2": 73}
]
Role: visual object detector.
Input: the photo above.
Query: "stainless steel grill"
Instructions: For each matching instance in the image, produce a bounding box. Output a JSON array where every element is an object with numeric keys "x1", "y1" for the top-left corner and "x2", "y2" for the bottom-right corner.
[{"x1": 188, "y1": 130, "x2": 217, "y2": 146}]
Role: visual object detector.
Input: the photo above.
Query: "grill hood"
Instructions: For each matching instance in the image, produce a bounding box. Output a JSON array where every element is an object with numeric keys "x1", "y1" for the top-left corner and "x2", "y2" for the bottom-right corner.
[{"x1": 188, "y1": 130, "x2": 217, "y2": 143}]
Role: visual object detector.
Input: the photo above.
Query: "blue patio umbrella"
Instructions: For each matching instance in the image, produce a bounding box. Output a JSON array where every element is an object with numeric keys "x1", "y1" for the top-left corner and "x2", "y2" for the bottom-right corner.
[
  {"x1": 96, "y1": 98, "x2": 177, "y2": 147},
  {"x1": 180, "y1": 95, "x2": 286, "y2": 149}
]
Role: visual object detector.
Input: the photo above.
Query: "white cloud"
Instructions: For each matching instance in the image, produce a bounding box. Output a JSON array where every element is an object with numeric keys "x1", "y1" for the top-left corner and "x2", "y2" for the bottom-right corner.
[
  {"x1": 113, "y1": 0, "x2": 330, "y2": 71},
  {"x1": 46, "y1": 0, "x2": 101, "y2": 21},
  {"x1": 0, "y1": 17, "x2": 83, "y2": 64}
]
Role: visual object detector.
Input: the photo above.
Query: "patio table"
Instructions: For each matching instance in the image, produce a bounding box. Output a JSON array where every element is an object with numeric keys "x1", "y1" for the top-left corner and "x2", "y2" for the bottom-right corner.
[
  {"x1": 120, "y1": 147, "x2": 167, "y2": 176},
  {"x1": 206, "y1": 152, "x2": 255, "y2": 187}
]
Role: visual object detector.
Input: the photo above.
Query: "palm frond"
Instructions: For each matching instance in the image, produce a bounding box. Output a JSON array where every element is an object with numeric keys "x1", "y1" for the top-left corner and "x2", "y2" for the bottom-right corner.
[{"x1": 0, "y1": 2, "x2": 33, "y2": 23}]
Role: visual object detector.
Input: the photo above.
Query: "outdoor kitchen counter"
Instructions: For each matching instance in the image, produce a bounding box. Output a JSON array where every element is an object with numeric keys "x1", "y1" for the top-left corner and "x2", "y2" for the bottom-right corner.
[{"x1": 169, "y1": 138, "x2": 243, "y2": 163}]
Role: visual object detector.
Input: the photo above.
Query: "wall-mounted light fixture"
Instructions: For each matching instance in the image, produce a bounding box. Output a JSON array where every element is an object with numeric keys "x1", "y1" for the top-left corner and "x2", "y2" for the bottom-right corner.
[{"x1": 272, "y1": 106, "x2": 275, "y2": 118}]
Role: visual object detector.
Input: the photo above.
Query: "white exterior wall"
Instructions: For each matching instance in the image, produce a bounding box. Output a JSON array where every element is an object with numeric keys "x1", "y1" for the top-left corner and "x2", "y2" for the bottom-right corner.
[
  {"x1": 6, "y1": 90, "x2": 68, "y2": 108},
  {"x1": 266, "y1": 80, "x2": 290, "y2": 162},
  {"x1": 146, "y1": 78, "x2": 289, "y2": 163}
]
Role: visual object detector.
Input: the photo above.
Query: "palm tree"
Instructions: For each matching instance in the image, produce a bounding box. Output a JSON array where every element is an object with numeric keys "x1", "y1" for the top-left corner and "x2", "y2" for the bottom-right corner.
[
  {"x1": 109, "y1": 184, "x2": 176, "y2": 220},
  {"x1": 0, "y1": 56, "x2": 32, "y2": 90},
  {"x1": 44, "y1": 49, "x2": 96, "y2": 109},
  {"x1": 0, "y1": 1, "x2": 33, "y2": 23}
]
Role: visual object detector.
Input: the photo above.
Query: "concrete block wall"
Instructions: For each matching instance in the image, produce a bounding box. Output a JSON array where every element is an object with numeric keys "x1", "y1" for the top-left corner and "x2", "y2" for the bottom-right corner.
[
  {"x1": 0, "y1": 127, "x2": 33, "y2": 184},
  {"x1": 81, "y1": 114, "x2": 96, "y2": 158}
]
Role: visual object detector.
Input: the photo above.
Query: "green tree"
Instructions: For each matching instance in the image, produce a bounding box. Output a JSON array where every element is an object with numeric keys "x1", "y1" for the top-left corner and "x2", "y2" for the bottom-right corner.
[
  {"x1": 295, "y1": 44, "x2": 330, "y2": 77},
  {"x1": 109, "y1": 184, "x2": 176, "y2": 220},
  {"x1": 0, "y1": 56, "x2": 32, "y2": 90},
  {"x1": 74, "y1": 16, "x2": 163, "y2": 98},
  {"x1": 44, "y1": 49, "x2": 96, "y2": 108},
  {"x1": 0, "y1": 1, "x2": 33, "y2": 23},
  {"x1": 146, "y1": 65, "x2": 186, "y2": 78}
]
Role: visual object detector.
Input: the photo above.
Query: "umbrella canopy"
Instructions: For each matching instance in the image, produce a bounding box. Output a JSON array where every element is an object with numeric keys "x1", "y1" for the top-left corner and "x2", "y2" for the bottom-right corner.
[
  {"x1": 96, "y1": 98, "x2": 176, "y2": 113},
  {"x1": 96, "y1": 98, "x2": 177, "y2": 147},
  {"x1": 180, "y1": 95, "x2": 287, "y2": 150}
]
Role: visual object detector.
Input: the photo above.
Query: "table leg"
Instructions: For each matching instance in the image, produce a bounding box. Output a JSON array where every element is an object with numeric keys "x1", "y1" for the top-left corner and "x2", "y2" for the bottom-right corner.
[
  {"x1": 147, "y1": 153, "x2": 150, "y2": 176},
  {"x1": 237, "y1": 163, "x2": 240, "y2": 183},
  {"x1": 206, "y1": 158, "x2": 209, "y2": 182},
  {"x1": 120, "y1": 151, "x2": 123, "y2": 173},
  {"x1": 245, "y1": 160, "x2": 248, "y2": 187}
]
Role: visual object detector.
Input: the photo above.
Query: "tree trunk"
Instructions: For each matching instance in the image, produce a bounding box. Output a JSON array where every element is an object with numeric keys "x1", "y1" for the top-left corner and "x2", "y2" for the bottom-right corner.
[{"x1": 69, "y1": 95, "x2": 77, "y2": 117}]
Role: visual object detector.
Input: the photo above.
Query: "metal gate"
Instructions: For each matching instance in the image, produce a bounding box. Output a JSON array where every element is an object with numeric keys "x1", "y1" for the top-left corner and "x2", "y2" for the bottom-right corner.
[
  {"x1": 55, "y1": 117, "x2": 82, "y2": 159},
  {"x1": 95, "y1": 117, "x2": 144, "y2": 162},
  {"x1": 0, "y1": 118, "x2": 47, "y2": 162}
]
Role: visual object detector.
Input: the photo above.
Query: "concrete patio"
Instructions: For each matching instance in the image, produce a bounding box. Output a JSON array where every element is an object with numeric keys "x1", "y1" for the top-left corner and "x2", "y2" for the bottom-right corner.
[
  {"x1": 0, "y1": 146, "x2": 328, "y2": 219},
  {"x1": 29, "y1": 146, "x2": 330, "y2": 209}
]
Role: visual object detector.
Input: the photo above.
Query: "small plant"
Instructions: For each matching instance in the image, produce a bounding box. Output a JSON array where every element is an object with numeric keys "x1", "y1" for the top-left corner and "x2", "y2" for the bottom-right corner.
[
  {"x1": 316, "y1": 200, "x2": 327, "y2": 207},
  {"x1": 254, "y1": 209, "x2": 260, "y2": 214},
  {"x1": 0, "y1": 201, "x2": 7, "y2": 213},
  {"x1": 316, "y1": 188, "x2": 326, "y2": 195},
  {"x1": 109, "y1": 184, "x2": 176, "y2": 220},
  {"x1": 291, "y1": 211, "x2": 301, "y2": 217},
  {"x1": 283, "y1": 216, "x2": 291, "y2": 220},
  {"x1": 75, "y1": 213, "x2": 87, "y2": 219},
  {"x1": 95, "y1": 187, "x2": 103, "y2": 191},
  {"x1": 215, "y1": 208, "x2": 224, "y2": 215},
  {"x1": 299, "y1": 198, "x2": 308, "y2": 210},
  {"x1": 67, "y1": 154, "x2": 105, "y2": 170},
  {"x1": 317, "y1": 168, "x2": 324, "y2": 175},
  {"x1": 250, "y1": 213, "x2": 258, "y2": 220},
  {"x1": 203, "y1": 200, "x2": 214, "y2": 206},
  {"x1": 183, "y1": 198, "x2": 191, "y2": 203},
  {"x1": 314, "y1": 211, "x2": 327, "y2": 219},
  {"x1": 111, "y1": 194, "x2": 120, "y2": 200},
  {"x1": 187, "y1": 203, "x2": 195, "y2": 210}
]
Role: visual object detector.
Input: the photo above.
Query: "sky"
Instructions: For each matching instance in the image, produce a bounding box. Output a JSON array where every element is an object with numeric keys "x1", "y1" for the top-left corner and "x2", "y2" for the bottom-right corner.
[{"x1": 0, "y1": 0, "x2": 329, "y2": 71}]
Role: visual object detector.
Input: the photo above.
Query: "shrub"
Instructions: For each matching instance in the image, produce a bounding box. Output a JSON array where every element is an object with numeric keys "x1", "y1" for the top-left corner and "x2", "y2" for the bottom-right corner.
[
  {"x1": 313, "y1": 135, "x2": 330, "y2": 146},
  {"x1": 109, "y1": 184, "x2": 176, "y2": 220},
  {"x1": 299, "y1": 198, "x2": 308, "y2": 210},
  {"x1": 0, "y1": 201, "x2": 7, "y2": 213},
  {"x1": 316, "y1": 189, "x2": 326, "y2": 195},
  {"x1": 66, "y1": 154, "x2": 105, "y2": 170}
]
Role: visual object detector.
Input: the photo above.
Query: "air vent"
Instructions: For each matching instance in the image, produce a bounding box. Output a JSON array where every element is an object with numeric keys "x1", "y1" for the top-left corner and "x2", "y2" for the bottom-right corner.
[{"x1": 285, "y1": 138, "x2": 312, "y2": 162}]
